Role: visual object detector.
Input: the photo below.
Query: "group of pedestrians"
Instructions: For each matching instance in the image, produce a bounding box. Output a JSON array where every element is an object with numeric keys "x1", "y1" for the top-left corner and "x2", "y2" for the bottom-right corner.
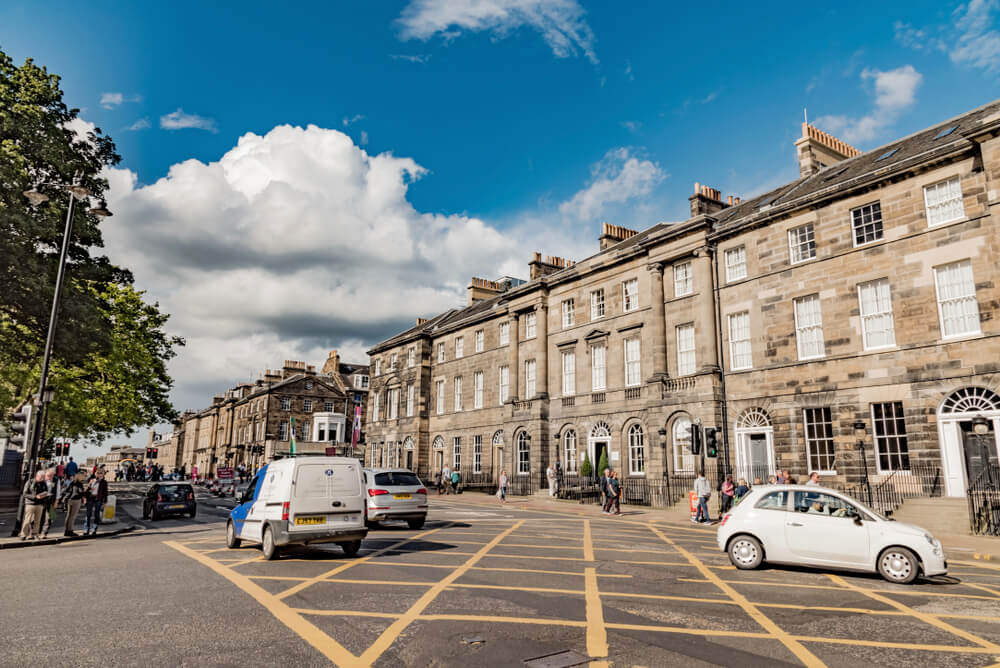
[
  {"x1": 434, "y1": 466, "x2": 461, "y2": 494},
  {"x1": 116, "y1": 462, "x2": 166, "y2": 482},
  {"x1": 599, "y1": 468, "x2": 623, "y2": 515},
  {"x1": 19, "y1": 463, "x2": 108, "y2": 540}
]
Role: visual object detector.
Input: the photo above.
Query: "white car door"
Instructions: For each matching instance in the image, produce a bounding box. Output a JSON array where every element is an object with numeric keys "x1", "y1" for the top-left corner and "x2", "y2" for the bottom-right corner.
[
  {"x1": 784, "y1": 491, "x2": 870, "y2": 566},
  {"x1": 746, "y1": 489, "x2": 793, "y2": 562}
]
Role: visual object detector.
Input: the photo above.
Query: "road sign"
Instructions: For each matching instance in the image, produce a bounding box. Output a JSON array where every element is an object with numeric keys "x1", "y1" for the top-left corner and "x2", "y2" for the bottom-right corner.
[{"x1": 217, "y1": 466, "x2": 234, "y2": 480}]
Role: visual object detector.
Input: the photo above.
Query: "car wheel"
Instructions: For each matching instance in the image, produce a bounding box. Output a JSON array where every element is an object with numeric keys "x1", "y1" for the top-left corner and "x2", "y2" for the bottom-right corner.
[
  {"x1": 878, "y1": 547, "x2": 919, "y2": 584},
  {"x1": 226, "y1": 521, "x2": 241, "y2": 549},
  {"x1": 262, "y1": 526, "x2": 280, "y2": 560},
  {"x1": 728, "y1": 535, "x2": 764, "y2": 570},
  {"x1": 341, "y1": 540, "x2": 361, "y2": 557},
  {"x1": 150, "y1": 508, "x2": 160, "y2": 521},
  {"x1": 407, "y1": 518, "x2": 425, "y2": 530}
]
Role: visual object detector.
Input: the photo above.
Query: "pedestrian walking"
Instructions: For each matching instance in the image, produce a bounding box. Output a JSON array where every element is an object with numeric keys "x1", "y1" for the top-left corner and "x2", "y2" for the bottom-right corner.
[
  {"x1": 720, "y1": 474, "x2": 735, "y2": 515},
  {"x1": 805, "y1": 471, "x2": 820, "y2": 486},
  {"x1": 39, "y1": 468, "x2": 58, "y2": 538},
  {"x1": 65, "y1": 457, "x2": 78, "y2": 478},
  {"x1": 604, "y1": 471, "x2": 621, "y2": 515},
  {"x1": 599, "y1": 468, "x2": 611, "y2": 511},
  {"x1": 693, "y1": 470, "x2": 711, "y2": 523},
  {"x1": 546, "y1": 463, "x2": 557, "y2": 497},
  {"x1": 441, "y1": 464, "x2": 452, "y2": 494},
  {"x1": 84, "y1": 468, "x2": 108, "y2": 536},
  {"x1": 60, "y1": 471, "x2": 86, "y2": 536},
  {"x1": 451, "y1": 469, "x2": 460, "y2": 493},
  {"x1": 496, "y1": 470, "x2": 508, "y2": 504},
  {"x1": 20, "y1": 471, "x2": 49, "y2": 540}
]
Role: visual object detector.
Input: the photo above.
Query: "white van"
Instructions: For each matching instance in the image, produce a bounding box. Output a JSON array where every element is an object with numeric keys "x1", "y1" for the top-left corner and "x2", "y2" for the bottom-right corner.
[{"x1": 226, "y1": 456, "x2": 367, "y2": 560}]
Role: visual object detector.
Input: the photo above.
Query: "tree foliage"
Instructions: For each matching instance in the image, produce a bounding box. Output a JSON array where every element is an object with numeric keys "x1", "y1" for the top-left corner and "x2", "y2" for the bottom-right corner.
[
  {"x1": 0, "y1": 49, "x2": 182, "y2": 442},
  {"x1": 580, "y1": 450, "x2": 592, "y2": 477}
]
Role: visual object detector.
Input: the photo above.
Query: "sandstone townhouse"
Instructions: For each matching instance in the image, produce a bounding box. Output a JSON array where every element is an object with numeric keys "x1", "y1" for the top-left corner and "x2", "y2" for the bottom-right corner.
[{"x1": 366, "y1": 98, "x2": 1000, "y2": 498}]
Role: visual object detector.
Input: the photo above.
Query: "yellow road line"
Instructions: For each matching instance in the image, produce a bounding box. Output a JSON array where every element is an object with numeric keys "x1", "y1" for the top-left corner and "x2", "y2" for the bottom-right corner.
[
  {"x1": 356, "y1": 520, "x2": 525, "y2": 666},
  {"x1": 677, "y1": 577, "x2": 1000, "y2": 601},
  {"x1": 961, "y1": 581, "x2": 1000, "y2": 598},
  {"x1": 605, "y1": 622, "x2": 772, "y2": 639},
  {"x1": 952, "y1": 559, "x2": 1000, "y2": 572},
  {"x1": 826, "y1": 574, "x2": 1000, "y2": 651},
  {"x1": 583, "y1": 519, "x2": 594, "y2": 562},
  {"x1": 420, "y1": 613, "x2": 586, "y2": 627},
  {"x1": 482, "y1": 552, "x2": 588, "y2": 562},
  {"x1": 793, "y1": 634, "x2": 1000, "y2": 655},
  {"x1": 325, "y1": 578, "x2": 431, "y2": 587},
  {"x1": 496, "y1": 542, "x2": 584, "y2": 551},
  {"x1": 165, "y1": 540, "x2": 362, "y2": 667},
  {"x1": 450, "y1": 583, "x2": 582, "y2": 595},
  {"x1": 585, "y1": 567, "x2": 609, "y2": 662},
  {"x1": 292, "y1": 609, "x2": 401, "y2": 619},
  {"x1": 648, "y1": 525, "x2": 826, "y2": 668},
  {"x1": 277, "y1": 525, "x2": 448, "y2": 600},
  {"x1": 227, "y1": 554, "x2": 265, "y2": 567},
  {"x1": 616, "y1": 559, "x2": 734, "y2": 569}
]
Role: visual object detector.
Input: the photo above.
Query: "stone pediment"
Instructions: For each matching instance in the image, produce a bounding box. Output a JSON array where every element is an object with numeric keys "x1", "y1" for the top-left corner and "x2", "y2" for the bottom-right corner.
[{"x1": 583, "y1": 328, "x2": 610, "y2": 341}]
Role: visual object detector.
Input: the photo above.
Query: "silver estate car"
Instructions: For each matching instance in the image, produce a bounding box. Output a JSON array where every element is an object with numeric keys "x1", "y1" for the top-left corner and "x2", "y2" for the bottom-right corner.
[{"x1": 363, "y1": 468, "x2": 428, "y2": 529}]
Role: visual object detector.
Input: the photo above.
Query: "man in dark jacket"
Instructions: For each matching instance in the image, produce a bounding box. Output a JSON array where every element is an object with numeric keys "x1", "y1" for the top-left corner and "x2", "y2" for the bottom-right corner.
[
  {"x1": 20, "y1": 471, "x2": 49, "y2": 540},
  {"x1": 84, "y1": 469, "x2": 108, "y2": 536},
  {"x1": 60, "y1": 471, "x2": 86, "y2": 536}
]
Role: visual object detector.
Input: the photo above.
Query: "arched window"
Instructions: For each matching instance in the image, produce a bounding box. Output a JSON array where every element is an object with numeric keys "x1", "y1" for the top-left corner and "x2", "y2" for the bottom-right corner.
[
  {"x1": 403, "y1": 436, "x2": 414, "y2": 449},
  {"x1": 517, "y1": 431, "x2": 530, "y2": 475},
  {"x1": 673, "y1": 416, "x2": 695, "y2": 473},
  {"x1": 941, "y1": 387, "x2": 1000, "y2": 414},
  {"x1": 492, "y1": 430, "x2": 504, "y2": 446},
  {"x1": 628, "y1": 424, "x2": 645, "y2": 475},
  {"x1": 737, "y1": 408, "x2": 772, "y2": 430},
  {"x1": 563, "y1": 430, "x2": 577, "y2": 473},
  {"x1": 432, "y1": 436, "x2": 444, "y2": 449},
  {"x1": 590, "y1": 421, "x2": 611, "y2": 439}
]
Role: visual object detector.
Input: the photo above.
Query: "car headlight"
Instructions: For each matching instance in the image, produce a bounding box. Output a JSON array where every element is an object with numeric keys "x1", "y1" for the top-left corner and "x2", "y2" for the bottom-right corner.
[{"x1": 924, "y1": 533, "x2": 943, "y2": 557}]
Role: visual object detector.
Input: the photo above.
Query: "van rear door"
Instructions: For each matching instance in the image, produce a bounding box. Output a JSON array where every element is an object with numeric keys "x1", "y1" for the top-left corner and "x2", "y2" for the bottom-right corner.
[{"x1": 290, "y1": 462, "x2": 364, "y2": 531}]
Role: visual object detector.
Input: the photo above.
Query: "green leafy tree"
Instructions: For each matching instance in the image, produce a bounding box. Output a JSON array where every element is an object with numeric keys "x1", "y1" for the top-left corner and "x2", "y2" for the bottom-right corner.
[
  {"x1": 597, "y1": 449, "x2": 609, "y2": 476},
  {"x1": 580, "y1": 450, "x2": 592, "y2": 477},
  {"x1": 0, "y1": 49, "x2": 130, "y2": 375}
]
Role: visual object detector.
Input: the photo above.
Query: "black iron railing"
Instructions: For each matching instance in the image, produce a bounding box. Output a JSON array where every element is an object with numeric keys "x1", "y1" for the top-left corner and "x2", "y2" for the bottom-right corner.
[{"x1": 968, "y1": 465, "x2": 1000, "y2": 536}]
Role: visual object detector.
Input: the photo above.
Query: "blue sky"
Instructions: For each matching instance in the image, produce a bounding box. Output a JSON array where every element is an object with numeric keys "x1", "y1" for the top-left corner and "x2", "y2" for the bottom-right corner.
[{"x1": 2, "y1": 0, "x2": 998, "y2": 448}]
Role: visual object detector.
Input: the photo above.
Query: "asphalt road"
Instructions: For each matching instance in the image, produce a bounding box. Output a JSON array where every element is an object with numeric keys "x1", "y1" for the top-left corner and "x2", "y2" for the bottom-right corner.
[{"x1": 3, "y1": 488, "x2": 1000, "y2": 668}]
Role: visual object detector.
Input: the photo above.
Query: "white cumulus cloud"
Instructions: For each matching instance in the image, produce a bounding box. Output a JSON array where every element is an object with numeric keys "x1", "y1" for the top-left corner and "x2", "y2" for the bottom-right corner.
[
  {"x1": 160, "y1": 108, "x2": 218, "y2": 133},
  {"x1": 100, "y1": 92, "x2": 142, "y2": 109},
  {"x1": 895, "y1": 1, "x2": 1000, "y2": 74},
  {"x1": 396, "y1": 0, "x2": 597, "y2": 63},
  {"x1": 814, "y1": 65, "x2": 922, "y2": 144},
  {"x1": 559, "y1": 148, "x2": 665, "y2": 222}
]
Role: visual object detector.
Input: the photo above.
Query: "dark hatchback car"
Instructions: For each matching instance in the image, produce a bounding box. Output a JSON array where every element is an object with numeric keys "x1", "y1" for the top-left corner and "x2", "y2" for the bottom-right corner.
[{"x1": 142, "y1": 483, "x2": 197, "y2": 520}]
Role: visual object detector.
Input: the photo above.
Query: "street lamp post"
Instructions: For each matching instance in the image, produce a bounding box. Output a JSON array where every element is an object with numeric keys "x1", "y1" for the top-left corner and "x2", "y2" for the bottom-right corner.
[{"x1": 853, "y1": 421, "x2": 873, "y2": 508}]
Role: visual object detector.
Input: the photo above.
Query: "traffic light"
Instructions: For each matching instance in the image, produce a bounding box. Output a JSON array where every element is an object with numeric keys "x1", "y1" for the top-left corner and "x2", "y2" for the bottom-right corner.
[
  {"x1": 145, "y1": 447, "x2": 152, "y2": 458},
  {"x1": 705, "y1": 428, "x2": 718, "y2": 458},
  {"x1": 8, "y1": 404, "x2": 33, "y2": 450},
  {"x1": 690, "y1": 423, "x2": 702, "y2": 455}
]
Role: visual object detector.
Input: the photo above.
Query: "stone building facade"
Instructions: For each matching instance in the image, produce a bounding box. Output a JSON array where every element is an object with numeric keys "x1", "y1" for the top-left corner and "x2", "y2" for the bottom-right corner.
[
  {"x1": 160, "y1": 352, "x2": 370, "y2": 477},
  {"x1": 366, "y1": 99, "x2": 1000, "y2": 497}
]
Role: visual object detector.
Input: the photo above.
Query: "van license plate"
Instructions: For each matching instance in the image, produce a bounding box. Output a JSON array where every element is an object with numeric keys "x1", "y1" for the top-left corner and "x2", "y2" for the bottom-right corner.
[
  {"x1": 295, "y1": 516, "x2": 325, "y2": 525},
  {"x1": 394, "y1": 493, "x2": 412, "y2": 499},
  {"x1": 169, "y1": 504, "x2": 186, "y2": 510}
]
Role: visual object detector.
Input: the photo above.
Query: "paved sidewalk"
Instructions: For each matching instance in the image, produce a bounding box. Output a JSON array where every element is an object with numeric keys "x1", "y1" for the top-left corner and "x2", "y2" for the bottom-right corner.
[
  {"x1": 442, "y1": 490, "x2": 1000, "y2": 559},
  {"x1": 0, "y1": 502, "x2": 138, "y2": 549}
]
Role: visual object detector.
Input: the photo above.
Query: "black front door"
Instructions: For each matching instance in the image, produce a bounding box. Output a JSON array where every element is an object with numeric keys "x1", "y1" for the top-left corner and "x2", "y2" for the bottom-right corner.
[
  {"x1": 961, "y1": 421, "x2": 999, "y2": 485},
  {"x1": 405, "y1": 450, "x2": 413, "y2": 471}
]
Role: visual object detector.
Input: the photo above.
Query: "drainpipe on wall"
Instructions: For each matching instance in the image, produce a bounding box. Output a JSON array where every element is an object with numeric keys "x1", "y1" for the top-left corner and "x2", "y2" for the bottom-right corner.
[{"x1": 709, "y1": 243, "x2": 731, "y2": 477}]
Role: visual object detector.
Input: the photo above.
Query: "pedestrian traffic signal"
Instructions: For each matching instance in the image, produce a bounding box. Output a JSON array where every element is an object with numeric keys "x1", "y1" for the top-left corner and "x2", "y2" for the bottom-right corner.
[
  {"x1": 705, "y1": 428, "x2": 718, "y2": 458},
  {"x1": 8, "y1": 404, "x2": 33, "y2": 450},
  {"x1": 690, "y1": 424, "x2": 702, "y2": 455},
  {"x1": 151, "y1": 447, "x2": 158, "y2": 459},
  {"x1": 145, "y1": 447, "x2": 152, "y2": 458}
]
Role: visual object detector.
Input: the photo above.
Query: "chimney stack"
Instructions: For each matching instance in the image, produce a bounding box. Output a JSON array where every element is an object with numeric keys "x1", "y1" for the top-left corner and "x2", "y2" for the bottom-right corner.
[
  {"x1": 322, "y1": 350, "x2": 341, "y2": 375},
  {"x1": 794, "y1": 122, "x2": 861, "y2": 177},
  {"x1": 689, "y1": 182, "x2": 727, "y2": 216},
  {"x1": 598, "y1": 222, "x2": 639, "y2": 251},
  {"x1": 467, "y1": 276, "x2": 504, "y2": 304},
  {"x1": 416, "y1": 317, "x2": 428, "y2": 326},
  {"x1": 528, "y1": 252, "x2": 575, "y2": 280}
]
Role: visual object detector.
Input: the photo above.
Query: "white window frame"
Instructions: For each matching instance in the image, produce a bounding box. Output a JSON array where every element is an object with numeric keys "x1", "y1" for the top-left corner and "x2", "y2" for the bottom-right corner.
[
  {"x1": 728, "y1": 311, "x2": 752, "y2": 370},
  {"x1": 499, "y1": 322, "x2": 510, "y2": 346},
  {"x1": 517, "y1": 431, "x2": 530, "y2": 475},
  {"x1": 624, "y1": 337, "x2": 641, "y2": 387},
  {"x1": 857, "y1": 278, "x2": 896, "y2": 350},
  {"x1": 374, "y1": 359, "x2": 381, "y2": 376},
  {"x1": 388, "y1": 388, "x2": 398, "y2": 420},
  {"x1": 454, "y1": 375, "x2": 463, "y2": 412},
  {"x1": 499, "y1": 365, "x2": 509, "y2": 404},
  {"x1": 673, "y1": 261, "x2": 692, "y2": 297},
  {"x1": 725, "y1": 246, "x2": 747, "y2": 282},
  {"x1": 561, "y1": 350, "x2": 575, "y2": 396},
  {"x1": 371, "y1": 392, "x2": 380, "y2": 422},
  {"x1": 622, "y1": 279, "x2": 639, "y2": 313},
  {"x1": 673, "y1": 417, "x2": 694, "y2": 473},
  {"x1": 793, "y1": 294, "x2": 825, "y2": 360},
  {"x1": 475, "y1": 329, "x2": 484, "y2": 353},
  {"x1": 473, "y1": 435, "x2": 482, "y2": 474},
  {"x1": 453, "y1": 436, "x2": 461, "y2": 470},
  {"x1": 303, "y1": 399, "x2": 313, "y2": 412},
  {"x1": 564, "y1": 430, "x2": 577, "y2": 474},
  {"x1": 324, "y1": 401, "x2": 334, "y2": 412},
  {"x1": 628, "y1": 423, "x2": 645, "y2": 475},
  {"x1": 851, "y1": 201, "x2": 883, "y2": 247},
  {"x1": 390, "y1": 353, "x2": 397, "y2": 371},
  {"x1": 676, "y1": 323, "x2": 696, "y2": 375},
  {"x1": 525, "y1": 312, "x2": 537, "y2": 339},
  {"x1": 474, "y1": 371, "x2": 483, "y2": 409},
  {"x1": 591, "y1": 343, "x2": 607, "y2": 391},
  {"x1": 437, "y1": 342, "x2": 445, "y2": 363},
  {"x1": 455, "y1": 337, "x2": 464, "y2": 359},
  {"x1": 435, "y1": 380, "x2": 444, "y2": 415},
  {"x1": 525, "y1": 359, "x2": 536, "y2": 398},
  {"x1": 803, "y1": 407, "x2": 836, "y2": 474},
  {"x1": 406, "y1": 384, "x2": 414, "y2": 417},
  {"x1": 933, "y1": 259, "x2": 980, "y2": 339},
  {"x1": 562, "y1": 299, "x2": 575, "y2": 329},
  {"x1": 280, "y1": 396, "x2": 291, "y2": 411},
  {"x1": 788, "y1": 223, "x2": 816, "y2": 264},
  {"x1": 871, "y1": 401, "x2": 911, "y2": 473},
  {"x1": 407, "y1": 347, "x2": 415, "y2": 367},
  {"x1": 924, "y1": 176, "x2": 964, "y2": 227},
  {"x1": 278, "y1": 421, "x2": 289, "y2": 441},
  {"x1": 591, "y1": 289, "x2": 605, "y2": 319}
]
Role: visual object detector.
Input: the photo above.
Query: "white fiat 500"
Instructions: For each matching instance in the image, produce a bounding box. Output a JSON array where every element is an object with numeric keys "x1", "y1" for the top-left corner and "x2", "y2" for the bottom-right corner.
[{"x1": 717, "y1": 485, "x2": 947, "y2": 584}]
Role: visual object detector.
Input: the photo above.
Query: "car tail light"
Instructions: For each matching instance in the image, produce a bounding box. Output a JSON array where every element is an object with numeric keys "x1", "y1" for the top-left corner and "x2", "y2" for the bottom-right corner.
[
  {"x1": 720, "y1": 513, "x2": 731, "y2": 526},
  {"x1": 186, "y1": 492, "x2": 194, "y2": 501},
  {"x1": 416, "y1": 488, "x2": 427, "y2": 496},
  {"x1": 157, "y1": 494, "x2": 163, "y2": 502},
  {"x1": 281, "y1": 501, "x2": 290, "y2": 521},
  {"x1": 367, "y1": 488, "x2": 389, "y2": 497}
]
